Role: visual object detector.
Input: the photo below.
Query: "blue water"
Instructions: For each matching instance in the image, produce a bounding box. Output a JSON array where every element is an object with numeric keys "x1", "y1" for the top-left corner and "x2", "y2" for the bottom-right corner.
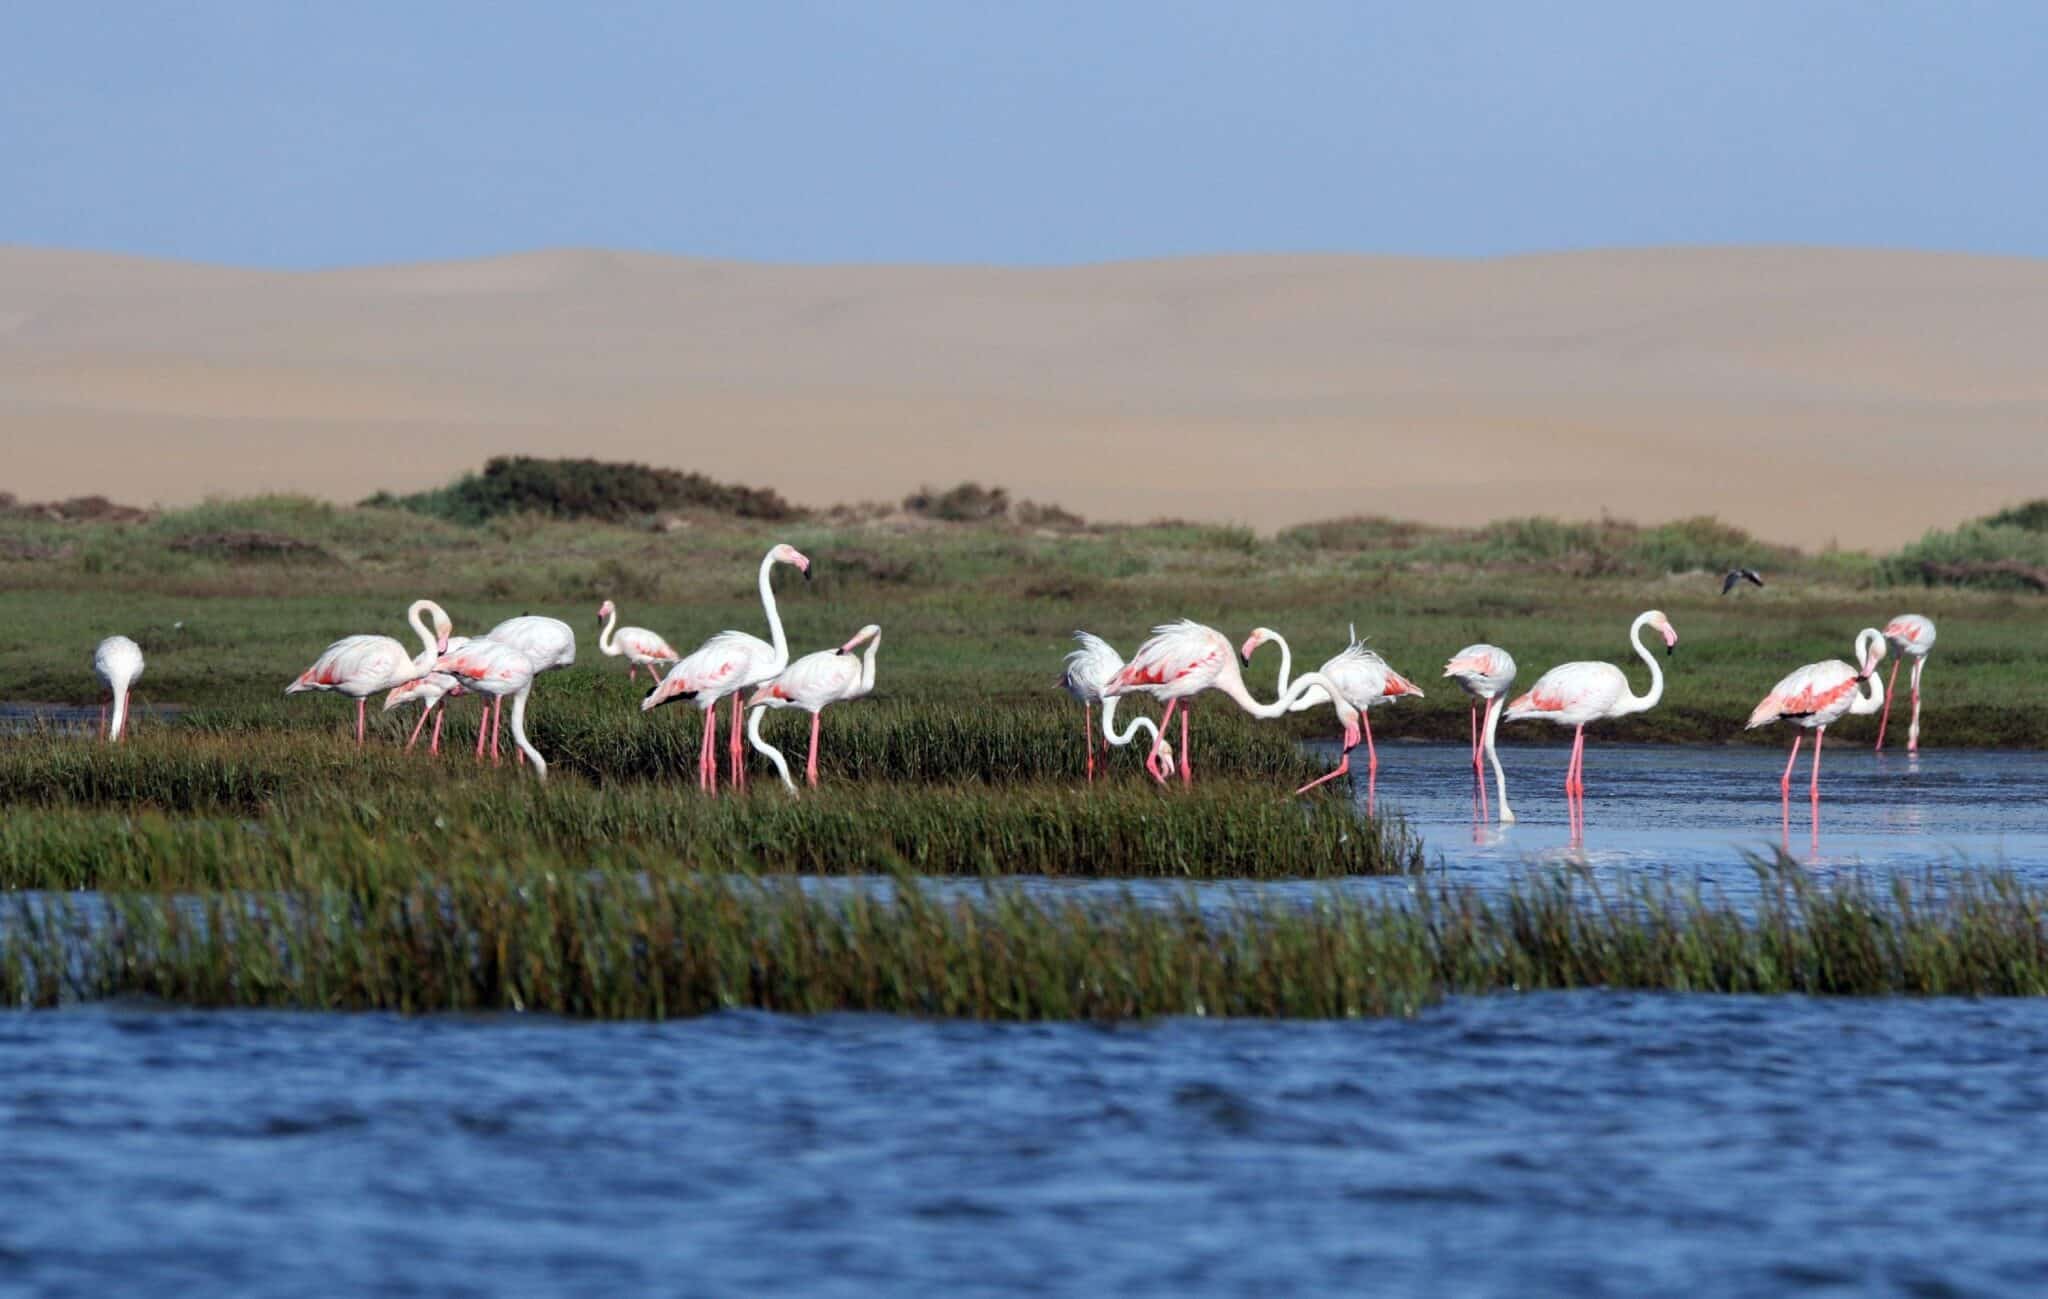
[{"x1": 8, "y1": 996, "x2": 2048, "y2": 1296}]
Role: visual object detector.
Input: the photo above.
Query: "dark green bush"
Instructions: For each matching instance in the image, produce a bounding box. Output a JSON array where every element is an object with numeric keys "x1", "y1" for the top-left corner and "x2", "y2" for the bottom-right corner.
[{"x1": 364, "y1": 455, "x2": 804, "y2": 525}]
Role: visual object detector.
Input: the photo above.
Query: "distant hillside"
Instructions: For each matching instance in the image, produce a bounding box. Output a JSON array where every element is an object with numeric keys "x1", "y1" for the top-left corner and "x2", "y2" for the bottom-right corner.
[{"x1": 5, "y1": 244, "x2": 2048, "y2": 549}]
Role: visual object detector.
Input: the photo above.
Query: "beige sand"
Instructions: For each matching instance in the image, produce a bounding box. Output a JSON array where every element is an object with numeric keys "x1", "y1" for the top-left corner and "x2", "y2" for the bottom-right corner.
[{"x1": 3, "y1": 244, "x2": 2044, "y2": 550}]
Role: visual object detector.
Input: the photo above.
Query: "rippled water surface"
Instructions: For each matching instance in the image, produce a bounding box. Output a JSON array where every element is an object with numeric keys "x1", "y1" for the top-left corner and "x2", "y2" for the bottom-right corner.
[{"x1": 8, "y1": 996, "x2": 2048, "y2": 1297}]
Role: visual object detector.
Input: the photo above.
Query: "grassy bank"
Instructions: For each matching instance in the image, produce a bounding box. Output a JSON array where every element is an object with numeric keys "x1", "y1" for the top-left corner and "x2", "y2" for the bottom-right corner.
[{"x1": 8, "y1": 866, "x2": 2047, "y2": 1018}]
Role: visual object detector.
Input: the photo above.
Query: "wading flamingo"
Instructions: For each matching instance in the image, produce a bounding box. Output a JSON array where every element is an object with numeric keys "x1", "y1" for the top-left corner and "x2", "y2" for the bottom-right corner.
[
  {"x1": 643, "y1": 543, "x2": 811, "y2": 791},
  {"x1": 1444, "y1": 644, "x2": 1518, "y2": 823},
  {"x1": 596, "y1": 600, "x2": 679, "y2": 682},
  {"x1": 1097, "y1": 620, "x2": 1361, "y2": 792},
  {"x1": 1061, "y1": 631, "x2": 1176, "y2": 781},
  {"x1": 1503, "y1": 611, "x2": 1677, "y2": 831},
  {"x1": 433, "y1": 639, "x2": 546, "y2": 779},
  {"x1": 286, "y1": 600, "x2": 453, "y2": 745},
  {"x1": 744, "y1": 625, "x2": 882, "y2": 790},
  {"x1": 1874, "y1": 614, "x2": 1936, "y2": 753},
  {"x1": 1746, "y1": 628, "x2": 1886, "y2": 806},
  {"x1": 381, "y1": 634, "x2": 472, "y2": 754},
  {"x1": 92, "y1": 635, "x2": 145, "y2": 742},
  {"x1": 1241, "y1": 628, "x2": 1425, "y2": 780}
]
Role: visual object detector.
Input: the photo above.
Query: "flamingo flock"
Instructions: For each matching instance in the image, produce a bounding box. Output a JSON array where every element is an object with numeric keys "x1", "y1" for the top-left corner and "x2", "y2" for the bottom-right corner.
[{"x1": 82, "y1": 556, "x2": 1944, "y2": 823}]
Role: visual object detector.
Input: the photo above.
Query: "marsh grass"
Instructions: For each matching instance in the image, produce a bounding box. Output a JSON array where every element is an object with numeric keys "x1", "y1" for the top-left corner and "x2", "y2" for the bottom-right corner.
[{"x1": 8, "y1": 866, "x2": 2047, "y2": 1018}]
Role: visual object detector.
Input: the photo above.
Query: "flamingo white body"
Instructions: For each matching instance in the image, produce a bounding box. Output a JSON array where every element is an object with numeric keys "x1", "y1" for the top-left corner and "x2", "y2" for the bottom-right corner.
[
  {"x1": 1241, "y1": 629, "x2": 1425, "y2": 782},
  {"x1": 1875, "y1": 614, "x2": 1936, "y2": 753},
  {"x1": 744, "y1": 625, "x2": 881, "y2": 791},
  {"x1": 1061, "y1": 631, "x2": 1173, "y2": 781},
  {"x1": 1747, "y1": 628, "x2": 1886, "y2": 803},
  {"x1": 1504, "y1": 611, "x2": 1678, "y2": 829},
  {"x1": 381, "y1": 635, "x2": 472, "y2": 755},
  {"x1": 596, "y1": 601, "x2": 680, "y2": 682},
  {"x1": 286, "y1": 600, "x2": 452, "y2": 745},
  {"x1": 483, "y1": 615, "x2": 576, "y2": 673},
  {"x1": 1098, "y1": 620, "x2": 1361, "y2": 792},
  {"x1": 643, "y1": 543, "x2": 811, "y2": 791},
  {"x1": 92, "y1": 635, "x2": 145, "y2": 742},
  {"x1": 1444, "y1": 644, "x2": 1518, "y2": 823},
  {"x1": 433, "y1": 638, "x2": 546, "y2": 779}
]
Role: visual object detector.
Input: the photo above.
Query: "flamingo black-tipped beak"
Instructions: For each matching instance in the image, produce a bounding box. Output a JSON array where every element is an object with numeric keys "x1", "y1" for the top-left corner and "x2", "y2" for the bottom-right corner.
[{"x1": 802, "y1": 565, "x2": 814, "y2": 582}]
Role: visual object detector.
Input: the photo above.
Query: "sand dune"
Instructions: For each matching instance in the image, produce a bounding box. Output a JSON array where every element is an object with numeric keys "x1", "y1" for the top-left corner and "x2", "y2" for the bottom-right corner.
[{"x1": 3, "y1": 244, "x2": 2044, "y2": 549}]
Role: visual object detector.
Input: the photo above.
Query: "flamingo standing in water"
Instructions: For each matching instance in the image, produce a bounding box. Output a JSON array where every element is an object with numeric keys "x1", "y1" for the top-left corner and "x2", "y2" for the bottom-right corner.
[
  {"x1": 1874, "y1": 614, "x2": 1936, "y2": 753},
  {"x1": 1747, "y1": 627, "x2": 1886, "y2": 806},
  {"x1": 643, "y1": 543, "x2": 811, "y2": 791},
  {"x1": 744, "y1": 624, "x2": 882, "y2": 790},
  {"x1": 1061, "y1": 631, "x2": 1175, "y2": 781},
  {"x1": 286, "y1": 600, "x2": 453, "y2": 744},
  {"x1": 1503, "y1": 611, "x2": 1678, "y2": 832},
  {"x1": 381, "y1": 635, "x2": 472, "y2": 754},
  {"x1": 92, "y1": 635, "x2": 145, "y2": 742},
  {"x1": 433, "y1": 639, "x2": 546, "y2": 779},
  {"x1": 1097, "y1": 620, "x2": 1361, "y2": 792},
  {"x1": 596, "y1": 600, "x2": 680, "y2": 682},
  {"x1": 1240, "y1": 628, "x2": 1425, "y2": 781},
  {"x1": 1444, "y1": 644, "x2": 1518, "y2": 823}
]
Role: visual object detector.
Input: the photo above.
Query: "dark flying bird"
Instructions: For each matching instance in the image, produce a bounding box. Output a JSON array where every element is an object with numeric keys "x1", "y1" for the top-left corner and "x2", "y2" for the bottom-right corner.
[{"x1": 1721, "y1": 568, "x2": 1765, "y2": 595}]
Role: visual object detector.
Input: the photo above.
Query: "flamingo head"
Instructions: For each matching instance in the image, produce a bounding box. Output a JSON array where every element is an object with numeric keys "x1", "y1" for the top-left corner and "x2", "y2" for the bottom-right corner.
[
  {"x1": 640, "y1": 669, "x2": 693, "y2": 713},
  {"x1": 837, "y1": 624, "x2": 882, "y2": 655},
  {"x1": 597, "y1": 599, "x2": 615, "y2": 623},
  {"x1": 772, "y1": 544, "x2": 813, "y2": 580},
  {"x1": 1857, "y1": 628, "x2": 1889, "y2": 678},
  {"x1": 1648, "y1": 611, "x2": 1678, "y2": 655},
  {"x1": 1238, "y1": 627, "x2": 1278, "y2": 666},
  {"x1": 1154, "y1": 739, "x2": 1177, "y2": 780}
]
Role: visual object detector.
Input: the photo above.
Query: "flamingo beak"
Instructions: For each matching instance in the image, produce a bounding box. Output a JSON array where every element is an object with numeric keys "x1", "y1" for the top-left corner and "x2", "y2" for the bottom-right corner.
[{"x1": 437, "y1": 634, "x2": 450, "y2": 654}]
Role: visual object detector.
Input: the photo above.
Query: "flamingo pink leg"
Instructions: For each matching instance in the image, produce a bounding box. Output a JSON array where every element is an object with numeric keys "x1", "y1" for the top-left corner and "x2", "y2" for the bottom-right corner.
[
  {"x1": 1084, "y1": 701, "x2": 1095, "y2": 782},
  {"x1": 430, "y1": 707, "x2": 444, "y2": 755},
  {"x1": 1810, "y1": 728, "x2": 1825, "y2": 800},
  {"x1": 1908, "y1": 658, "x2": 1925, "y2": 753},
  {"x1": 1148, "y1": 700, "x2": 1180, "y2": 785},
  {"x1": 491, "y1": 696, "x2": 503, "y2": 766},
  {"x1": 1875, "y1": 657, "x2": 1903, "y2": 751},
  {"x1": 1779, "y1": 734, "x2": 1804, "y2": 798},
  {"x1": 475, "y1": 703, "x2": 489, "y2": 760},
  {"x1": 700, "y1": 706, "x2": 718, "y2": 793},
  {"x1": 730, "y1": 694, "x2": 746, "y2": 788},
  {"x1": 1361, "y1": 711, "x2": 1379, "y2": 774},
  {"x1": 1294, "y1": 746, "x2": 1352, "y2": 796},
  {"x1": 807, "y1": 711, "x2": 822, "y2": 787},
  {"x1": 355, "y1": 698, "x2": 368, "y2": 747},
  {"x1": 1180, "y1": 702, "x2": 1192, "y2": 787},
  {"x1": 406, "y1": 707, "x2": 431, "y2": 751}
]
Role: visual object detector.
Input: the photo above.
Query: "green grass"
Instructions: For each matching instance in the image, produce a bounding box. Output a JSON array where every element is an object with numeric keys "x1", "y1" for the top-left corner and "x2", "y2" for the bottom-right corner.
[{"x1": 9, "y1": 864, "x2": 2048, "y2": 1018}]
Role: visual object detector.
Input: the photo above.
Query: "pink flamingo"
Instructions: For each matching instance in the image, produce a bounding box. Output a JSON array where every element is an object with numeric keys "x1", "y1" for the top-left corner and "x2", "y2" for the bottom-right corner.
[
  {"x1": 1746, "y1": 627, "x2": 1886, "y2": 806},
  {"x1": 92, "y1": 635, "x2": 145, "y2": 742},
  {"x1": 1444, "y1": 644, "x2": 1518, "y2": 823},
  {"x1": 1240, "y1": 628, "x2": 1425, "y2": 783},
  {"x1": 433, "y1": 639, "x2": 546, "y2": 778},
  {"x1": 286, "y1": 600, "x2": 452, "y2": 745},
  {"x1": 381, "y1": 635, "x2": 472, "y2": 755},
  {"x1": 597, "y1": 600, "x2": 680, "y2": 683},
  {"x1": 744, "y1": 625, "x2": 882, "y2": 790},
  {"x1": 1097, "y1": 620, "x2": 1360, "y2": 791},
  {"x1": 1874, "y1": 614, "x2": 1936, "y2": 753},
  {"x1": 642, "y1": 543, "x2": 811, "y2": 791},
  {"x1": 1060, "y1": 631, "x2": 1173, "y2": 781},
  {"x1": 478, "y1": 614, "x2": 576, "y2": 762},
  {"x1": 1503, "y1": 611, "x2": 1677, "y2": 832}
]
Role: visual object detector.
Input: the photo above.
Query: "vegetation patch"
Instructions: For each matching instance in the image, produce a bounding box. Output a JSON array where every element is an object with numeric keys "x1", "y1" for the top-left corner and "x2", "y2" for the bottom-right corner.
[{"x1": 362, "y1": 455, "x2": 805, "y2": 525}]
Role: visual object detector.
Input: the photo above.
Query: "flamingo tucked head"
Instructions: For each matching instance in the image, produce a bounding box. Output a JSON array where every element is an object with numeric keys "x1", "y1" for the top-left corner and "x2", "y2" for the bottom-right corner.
[
  {"x1": 1647, "y1": 611, "x2": 1678, "y2": 655},
  {"x1": 837, "y1": 624, "x2": 882, "y2": 655},
  {"x1": 771, "y1": 543, "x2": 813, "y2": 580}
]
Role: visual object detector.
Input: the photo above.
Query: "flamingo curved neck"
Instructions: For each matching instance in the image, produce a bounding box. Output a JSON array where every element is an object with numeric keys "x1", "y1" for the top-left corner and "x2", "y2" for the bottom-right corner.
[
  {"x1": 1619, "y1": 613, "x2": 1665, "y2": 716},
  {"x1": 758, "y1": 552, "x2": 789, "y2": 668},
  {"x1": 1265, "y1": 632, "x2": 1295, "y2": 695},
  {"x1": 1100, "y1": 696, "x2": 1162, "y2": 747},
  {"x1": 509, "y1": 686, "x2": 546, "y2": 781},
  {"x1": 747, "y1": 705, "x2": 797, "y2": 792},
  {"x1": 1851, "y1": 630, "x2": 1887, "y2": 715},
  {"x1": 857, "y1": 636, "x2": 881, "y2": 695},
  {"x1": 406, "y1": 601, "x2": 437, "y2": 662},
  {"x1": 1217, "y1": 665, "x2": 1356, "y2": 724},
  {"x1": 598, "y1": 607, "x2": 619, "y2": 656},
  {"x1": 108, "y1": 682, "x2": 131, "y2": 741},
  {"x1": 1481, "y1": 696, "x2": 1513, "y2": 820}
]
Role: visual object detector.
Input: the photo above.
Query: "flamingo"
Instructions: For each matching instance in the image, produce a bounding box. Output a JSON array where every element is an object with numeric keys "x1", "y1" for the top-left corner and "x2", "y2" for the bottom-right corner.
[
  {"x1": 1503, "y1": 611, "x2": 1678, "y2": 831},
  {"x1": 433, "y1": 639, "x2": 546, "y2": 779},
  {"x1": 1097, "y1": 620, "x2": 1362, "y2": 792},
  {"x1": 1874, "y1": 614, "x2": 1937, "y2": 753},
  {"x1": 92, "y1": 635, "x2": 145, "y2": 742},
  {"x1": 596, "y1": 600, "x2": 680, "y2": 683},
  {"x1": 1444, "y1": 643, "x2": 1518, "y2": 823},
  {"x1": 381, "y1": 635, "x2": 472, "y2": 754},
  {"x1": 286, "y1": 600, "x2": 453, "y2": 745},
  {"x1": 1240, "y1": 628, "x2": 1425, "y2": 781},
  {"x1": 642, "y1": 543, "x2": 812, "y2": 791},
  {"x1": 476, "y1": 614, "x2": 575, "y2": 762},
  {"x1": 743, "y1": 624, "x2": 882, "y2": 790},
  {"x1": 1746, "y1": 627, "x2": 1886, "y2": 805},
  {"x1": 1060, "y1": 631, "x2": 1176, "y2": 781}
]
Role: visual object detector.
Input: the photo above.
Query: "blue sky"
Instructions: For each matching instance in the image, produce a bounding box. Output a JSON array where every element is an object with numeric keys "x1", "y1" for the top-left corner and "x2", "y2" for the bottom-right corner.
[{"x1": 4, "y1": 2, "x2": 2042, "y2": 267}]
